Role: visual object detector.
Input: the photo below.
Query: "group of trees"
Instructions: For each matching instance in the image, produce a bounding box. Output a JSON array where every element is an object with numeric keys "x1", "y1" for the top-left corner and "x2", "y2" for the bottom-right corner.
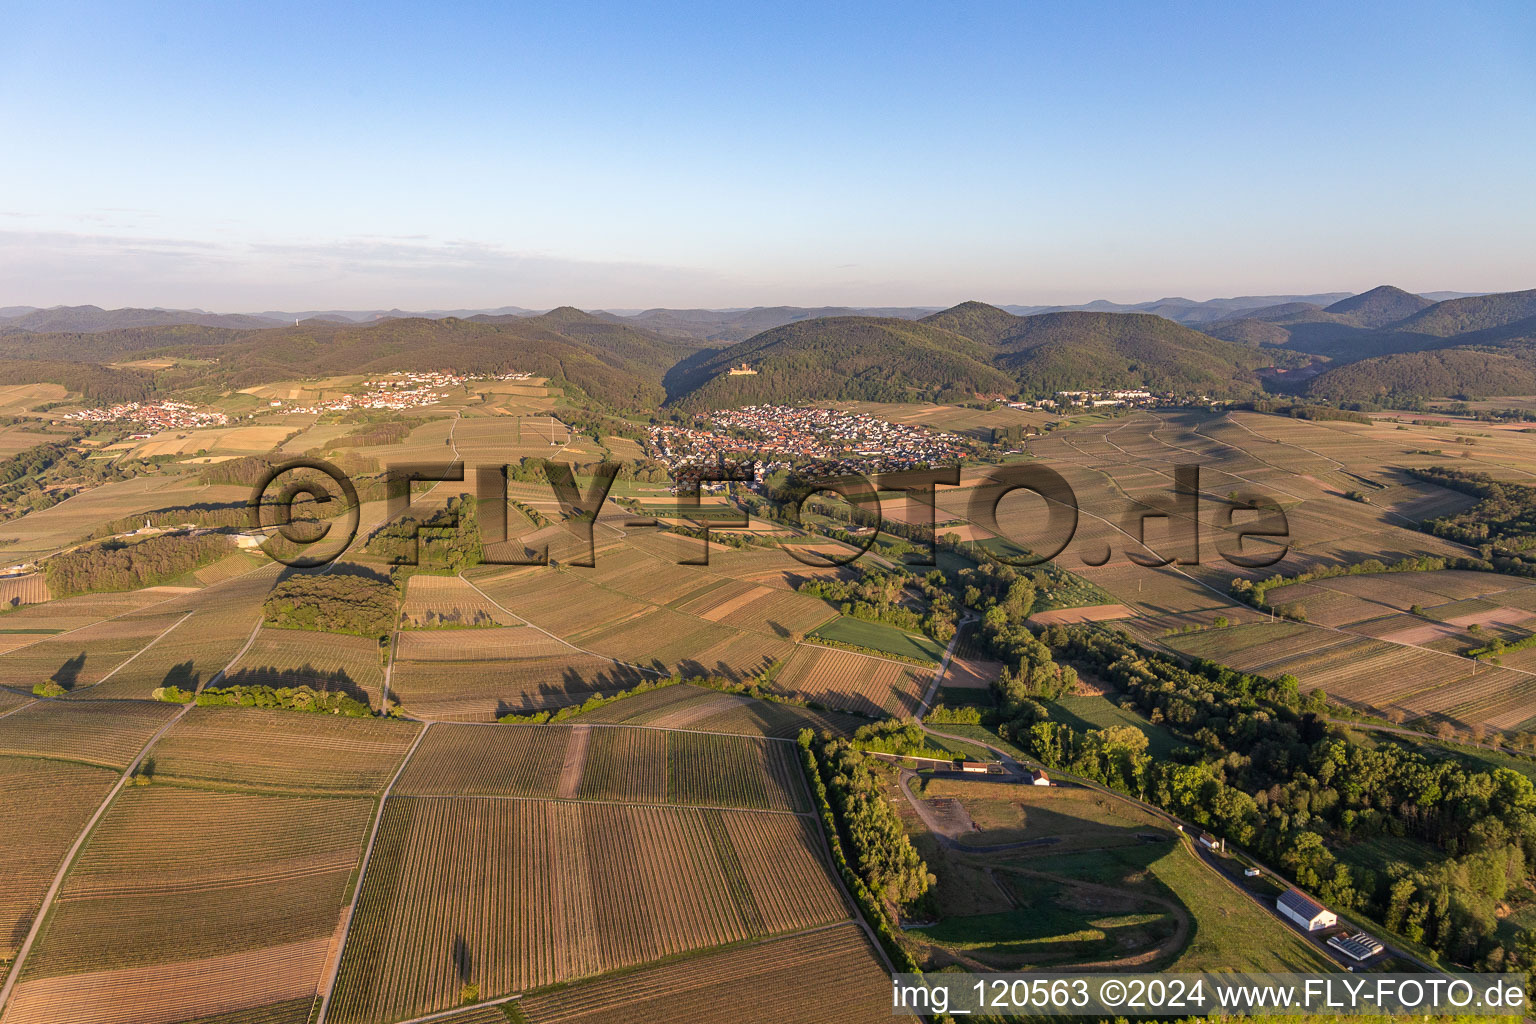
[
  {"x1": 261, "y1": 572, "x2": 399, "y2": 638},
  {"x1": 1411, "y1": 467, "x2": 1536, "y2": 574},
  {"x1": 171, "y1": 682, "x2": 373, "y2": 716},
  {"x1": 1022, "y1": 624, "x2": 1536, "y2": 970},
  {"x1": 45, "y1": 532, "x2": 233, "y2": 596},
  {"x1": 812, "y1": 736, "x2": 934, "y2": 908},
  {"x1": 796, "y1": 566, "x2": 955, "y2": 642},
  {"x1": 366, "y1": 494, "x2": 483, "y2": 571}
]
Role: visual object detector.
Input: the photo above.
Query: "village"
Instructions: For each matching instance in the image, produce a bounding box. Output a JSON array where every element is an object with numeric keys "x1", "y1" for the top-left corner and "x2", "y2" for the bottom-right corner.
[
  {"x1": 646, "y1": 404, "x2": 970, "y2": 475},
  {"x1": 275, "y1": 369, "x2": 531, "y2": 414},
  {"x1": 1005, "y1": 388, "x2": 1167, "y2": 412},
  {"x1": 64, "y1": 400, "x2": 229, "y2": 430}
]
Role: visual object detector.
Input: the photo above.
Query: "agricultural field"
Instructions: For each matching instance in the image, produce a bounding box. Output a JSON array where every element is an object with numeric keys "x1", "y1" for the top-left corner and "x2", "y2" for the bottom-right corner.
[
  {"x1": 516, "y1": 923, "x2": 905, "y2": 1024},
  {"x1": 575, "y1": 682, "x2": 872, "y2": 738},
  {"x1": 327, "y1": 798, "x2": 847, "y2": 1023},
  {"x1": 226, "y1": 626, "x2": 384, "y2": 700},
  {"x1": 72, "y1": 562, "x2": 279, "y2": 699},
  {"x1": 808, "y1": 615, "x2": 944, "y2": 664},
  {"x1": 388, "y1": 624, "x2": 641, "y2": 720},
  {"x1": 0, "y1": 475, "x2": 252, "y2": 562},
  {"x1": 0, "y1": 600, "x2": 200, "y2": 693},
  {"x1": 770, "y1": 644, "x2": 930, "y2": 718},
  {"x1": 394, "y1": 723, "x2": 569, "y2": 798},
  {"x1": 0, "y1": 698, "x2": 180, "y2": 769},
  {"x1": 0, "y1": 573, "x2": 48, "y2": 609},
  {"x1": 0, "y1": 755, "x2": 120, "y2": 963},
  {"x1": 7, "y1": 785, "x2": 374, "y2": 1024},
  {"x1": 147, "y1": 706, "x2": 422, "y2": 794},
  {"x1": 399, "y1": 573, "x2": 515, "y2": 628}
]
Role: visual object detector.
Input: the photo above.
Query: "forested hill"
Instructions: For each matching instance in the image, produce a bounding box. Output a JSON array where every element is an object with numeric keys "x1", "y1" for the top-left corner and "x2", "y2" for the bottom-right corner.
[
  {"x1": 1321, "y1": 285, "x2": 1433, "y2": 328},
  {"x1": 973, "y1": 310, "x2": 1277, "y2": 395},
  {"x1": 1204, "y1": 286, "x2": 1536, "y2": 364},
  {"x1": 667, "y1": 302, "x2": 1278, "y2": 407},
  {"x1": 666, "y1": 316, "x2": 1018, "y2": 408},
  {"x1": 1307, "y1": 346, "x2": 1536, "y2": 403},
  {"x1": 0, "y1": 310, "x2": 699, "y2": 411},
  {"x1": 186, "y1": 309, "x2": 696, "y2": 409}
]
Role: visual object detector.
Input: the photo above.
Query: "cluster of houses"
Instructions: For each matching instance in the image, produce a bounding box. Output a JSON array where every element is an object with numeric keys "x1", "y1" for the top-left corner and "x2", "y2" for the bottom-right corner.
[
  {"x1": 275, "y1": 371, "x2": 467, "y2": 414},
  {"x1": 646, "y1": 405, "x2": 968, "y2": 475},
  {"x1": 65, "y1": 400, "x2": 228, "y2": 430}
]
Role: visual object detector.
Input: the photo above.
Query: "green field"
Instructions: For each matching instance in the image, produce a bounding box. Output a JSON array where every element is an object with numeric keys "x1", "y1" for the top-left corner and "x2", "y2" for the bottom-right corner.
[
  {"x1": 1043, "y1": 694, "x2": 1182, "y2": 758},
  {"x1": 808, "y1": 616, "x2": 944, "y2": 664}
]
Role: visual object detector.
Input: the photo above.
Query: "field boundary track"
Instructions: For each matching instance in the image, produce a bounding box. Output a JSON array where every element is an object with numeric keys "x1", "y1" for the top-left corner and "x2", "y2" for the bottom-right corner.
[{"x1": 313, "y1": 720, "x2": 431, "y2": 1024}]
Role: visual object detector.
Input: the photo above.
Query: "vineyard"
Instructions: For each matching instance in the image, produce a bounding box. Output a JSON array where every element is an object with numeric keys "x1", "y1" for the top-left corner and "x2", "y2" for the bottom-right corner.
[
  {"x1": 770, "y1": 645, "x2": 928, "y2": 718},
  {"x1": 394, "y1": 626, "x2": 569, "y2": 661},
  {"x1": 80, "y1": 565, "x2": 277, "y2": 699},
  {"x1": 665, "y1": 731, "x2": 807, "y2": 812},
  {"x1": 12, "y1": 785, "x2": 374, "y2": 1022},
  {"x1": 388, "y1": 650, "x2": 642, "y2": 721},
  {"x1": 227, "y1": 627, "x2": 384, "y2": 701},
  {"x1": 0, "y1": 698, "x2": 181, "y2": 769},
  {"x1": 394, "y1": 723, "x2": 569, "y2": 797},
  {"x1": 516, "y1": 924, "x2": 903, "y2": 1024},
  {"x1": 148, "y1": 706, "x2": 422, "y2": 794},
  {"x1": 3, "y1": 945, "x2": 324, "y2": 1024},
  {"x1": 574, "y1": 683, "x2": 872, "y2": 738},
  {"x1": 326, "y1": 798, "x2": 847, "y2": 1023},
  {"x1": 0, "y1": 602, "x2": 193, "y2": 692},
  {"x1": 0, "y1": 755, "x2": 119, "y2": 962},
  {"x1": 0, "y1": 573, "x2": 49, "y2": 609},
  {"x1": 399, "y1": 574, "x2": 514, "y2": 629},
  {"x1": 576, "y1": 725, "x2": 666, "y2": 802}
]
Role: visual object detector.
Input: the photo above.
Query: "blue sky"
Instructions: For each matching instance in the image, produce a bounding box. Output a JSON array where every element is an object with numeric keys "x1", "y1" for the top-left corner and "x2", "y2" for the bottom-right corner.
[{"x1": 0, "y1": 0, "x2": 1532, "y2": 310}]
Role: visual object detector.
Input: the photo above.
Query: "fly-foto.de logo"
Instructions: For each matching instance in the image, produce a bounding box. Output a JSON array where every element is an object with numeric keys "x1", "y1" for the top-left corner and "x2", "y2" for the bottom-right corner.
[{"x1": 247, "y1": 458, "x2": 1289, "y2": 571}]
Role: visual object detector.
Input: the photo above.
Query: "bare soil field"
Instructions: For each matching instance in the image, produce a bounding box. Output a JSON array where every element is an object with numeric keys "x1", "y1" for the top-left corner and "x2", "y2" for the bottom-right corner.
[{"x1": 1028, "y1": 604, "x2": 1134, "y2": 625}]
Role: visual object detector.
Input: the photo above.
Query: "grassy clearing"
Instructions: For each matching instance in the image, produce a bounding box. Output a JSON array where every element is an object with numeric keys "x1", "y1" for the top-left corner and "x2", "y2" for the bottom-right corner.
[
  {"x1": 1042, "y1": 694, "x2": 1182, "y2": 758},
  {"x1": 808, "y1": 616, "x2": 943, "y2": 664}
]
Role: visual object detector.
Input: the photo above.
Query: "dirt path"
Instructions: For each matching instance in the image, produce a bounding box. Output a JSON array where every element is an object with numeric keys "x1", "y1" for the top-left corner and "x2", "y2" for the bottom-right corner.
[{"x1": 557, "y1": 724, "x2": 590, "y2": 799}]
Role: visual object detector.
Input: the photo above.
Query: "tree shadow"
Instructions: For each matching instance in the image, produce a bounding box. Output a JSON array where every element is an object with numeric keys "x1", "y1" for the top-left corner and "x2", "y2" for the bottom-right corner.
[{"x1": 49, "y1": 652, "x2": 87, "y2": 690}]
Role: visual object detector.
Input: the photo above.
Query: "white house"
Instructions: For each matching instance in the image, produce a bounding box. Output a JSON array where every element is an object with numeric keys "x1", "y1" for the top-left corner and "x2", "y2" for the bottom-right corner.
[
  {"x1": 1277, "y1": 889, "x2": 1337, "y2": 932},
  {"x1": 1029, "y1": 769, "x2": 1051, "y2": 786}
]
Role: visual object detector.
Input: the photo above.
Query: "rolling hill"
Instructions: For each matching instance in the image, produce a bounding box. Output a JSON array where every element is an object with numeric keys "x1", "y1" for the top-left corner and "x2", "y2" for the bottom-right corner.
[
  {"x1": 667, "y1": 302, "x2": 1277, "y2": 408},
  {"x1": 0, "y1": 305, "x2": 282, "y2": 333},
  {"x1": 1322, "y1": 285, "x2": 1432, "y2": 328},
  {"x1": 0, "y1": 309, "x2": 700, "y2": 411},
  {"x1": 666, "y1": 316, "x2": 1017, "y2": 408},
  {"x1": 1307, "y1": 346, "x2": 1536, "y2": 403}
]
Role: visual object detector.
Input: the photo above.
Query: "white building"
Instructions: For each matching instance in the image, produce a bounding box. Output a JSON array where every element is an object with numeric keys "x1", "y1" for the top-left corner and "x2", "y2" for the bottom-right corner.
[
  {"x1": 1029, "y1": 769, "x2": 1051, "y2": 786},
  {"x1": 1277, "y1": 889, "x2": 1337, "y2": 932},
  {"x1": 1328, "y1": 931, "x2": 1385, "y2": 962}
]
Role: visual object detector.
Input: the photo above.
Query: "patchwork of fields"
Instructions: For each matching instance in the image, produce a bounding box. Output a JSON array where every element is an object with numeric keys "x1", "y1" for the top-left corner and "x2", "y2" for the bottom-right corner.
[{"x1": 12, "y1": 399, "x2": 1536, "y2": 1018}]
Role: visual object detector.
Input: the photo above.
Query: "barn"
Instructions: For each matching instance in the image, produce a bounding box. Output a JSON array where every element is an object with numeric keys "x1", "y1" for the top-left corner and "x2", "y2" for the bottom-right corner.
[{"x1": 1277, "y1": 889, "x2": 1337, "y2": 932}]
